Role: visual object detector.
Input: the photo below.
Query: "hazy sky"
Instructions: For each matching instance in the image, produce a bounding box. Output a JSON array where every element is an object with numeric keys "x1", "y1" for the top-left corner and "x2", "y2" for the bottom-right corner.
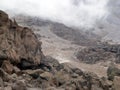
[{"x1": 0, "y1": 0, "x2": 109, "y2": 28}]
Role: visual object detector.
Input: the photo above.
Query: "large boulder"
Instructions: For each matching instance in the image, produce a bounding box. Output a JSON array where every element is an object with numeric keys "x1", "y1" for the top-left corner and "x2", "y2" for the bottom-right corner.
[
  {"x1": 0, "y1": 68, "x2": 10, "y2": 81},
  {"x1": 12, "y1": 80, "x2": 27, "y2": 90},
  {"x1": 0, "y1": 10, "x2": 43, "y2": 69},
  {"x1": 1, "y1": 60, "x2": 14, "y2": 74},
  {"x1": 40, "y1": 56, "x2": 62, "y2": 72}
]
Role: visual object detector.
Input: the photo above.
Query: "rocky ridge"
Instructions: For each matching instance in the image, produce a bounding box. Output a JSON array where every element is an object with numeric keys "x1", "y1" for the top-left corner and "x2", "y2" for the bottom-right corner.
[{"x1": 0, "y1": 10, "x2": 43, "y2": 69}]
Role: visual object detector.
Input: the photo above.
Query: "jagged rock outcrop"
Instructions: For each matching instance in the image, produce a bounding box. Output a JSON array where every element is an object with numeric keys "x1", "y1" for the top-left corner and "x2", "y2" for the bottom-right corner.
[{"x1": 0, "y1": 10, "x2": 43, "y2": 69}]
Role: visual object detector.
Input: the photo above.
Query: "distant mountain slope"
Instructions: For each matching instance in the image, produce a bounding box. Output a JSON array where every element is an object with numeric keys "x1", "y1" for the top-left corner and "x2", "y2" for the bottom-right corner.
[{"x1": 14, "y1": 15, "x2": 100, "y2": 46}]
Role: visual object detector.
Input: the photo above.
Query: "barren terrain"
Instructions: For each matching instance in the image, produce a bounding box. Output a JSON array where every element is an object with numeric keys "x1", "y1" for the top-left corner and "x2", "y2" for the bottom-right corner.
[{"x1": 13, "y1": 15, "x2": 115, "y2": 78}]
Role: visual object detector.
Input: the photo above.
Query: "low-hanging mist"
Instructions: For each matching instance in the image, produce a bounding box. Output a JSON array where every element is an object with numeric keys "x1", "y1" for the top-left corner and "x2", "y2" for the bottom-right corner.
[{"x1": 0, "y1": 0, "x2": 109, "y2": 28}]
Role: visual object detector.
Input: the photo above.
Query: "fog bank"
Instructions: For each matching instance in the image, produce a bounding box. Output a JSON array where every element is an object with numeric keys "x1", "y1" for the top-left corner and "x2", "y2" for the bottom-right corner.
[{"x1": 0, "y1": 0, "x2": 109, "y2": 28}]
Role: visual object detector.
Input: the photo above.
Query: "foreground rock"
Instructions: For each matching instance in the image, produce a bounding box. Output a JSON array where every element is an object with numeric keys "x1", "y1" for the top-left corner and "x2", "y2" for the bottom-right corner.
[
  {"x1": 21, "y1": 56, "x2": 112, "y2": 90},
  {"x1": 0, "y1": 55, "x2": 115, "y2": 90},
  {"x1": 0, "y1": 10, "x2": 43, "y2": 69}
]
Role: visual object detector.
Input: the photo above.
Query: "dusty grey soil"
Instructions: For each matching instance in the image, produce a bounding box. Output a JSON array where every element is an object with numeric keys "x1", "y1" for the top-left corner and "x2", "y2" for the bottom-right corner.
[{"x1": 32, "y1": 25, "x2": 110, "y2": 77}]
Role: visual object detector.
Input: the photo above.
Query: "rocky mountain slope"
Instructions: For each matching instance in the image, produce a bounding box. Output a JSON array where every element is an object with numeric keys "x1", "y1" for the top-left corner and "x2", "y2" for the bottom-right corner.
[
  {"x1": 13, "y1": 15, "x2": 100, "y2": 46},
  {"x1": 1, "y1": 10, "x2": 120, "y2": 90},
  {"x1": 13, "y1": 14, "x2": 113, "y2": 77}
]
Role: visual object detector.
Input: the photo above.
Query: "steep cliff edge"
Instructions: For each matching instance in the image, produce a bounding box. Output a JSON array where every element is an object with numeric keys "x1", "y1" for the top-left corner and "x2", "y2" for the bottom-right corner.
[{"x1": 0, "y1": 10, "x2": 43, "y2": 69}]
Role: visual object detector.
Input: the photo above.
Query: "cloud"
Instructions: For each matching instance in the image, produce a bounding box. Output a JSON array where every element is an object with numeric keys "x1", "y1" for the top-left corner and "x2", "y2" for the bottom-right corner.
[{"x1": 0, "y1": 0, "x2": 109, "y2": 28}]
